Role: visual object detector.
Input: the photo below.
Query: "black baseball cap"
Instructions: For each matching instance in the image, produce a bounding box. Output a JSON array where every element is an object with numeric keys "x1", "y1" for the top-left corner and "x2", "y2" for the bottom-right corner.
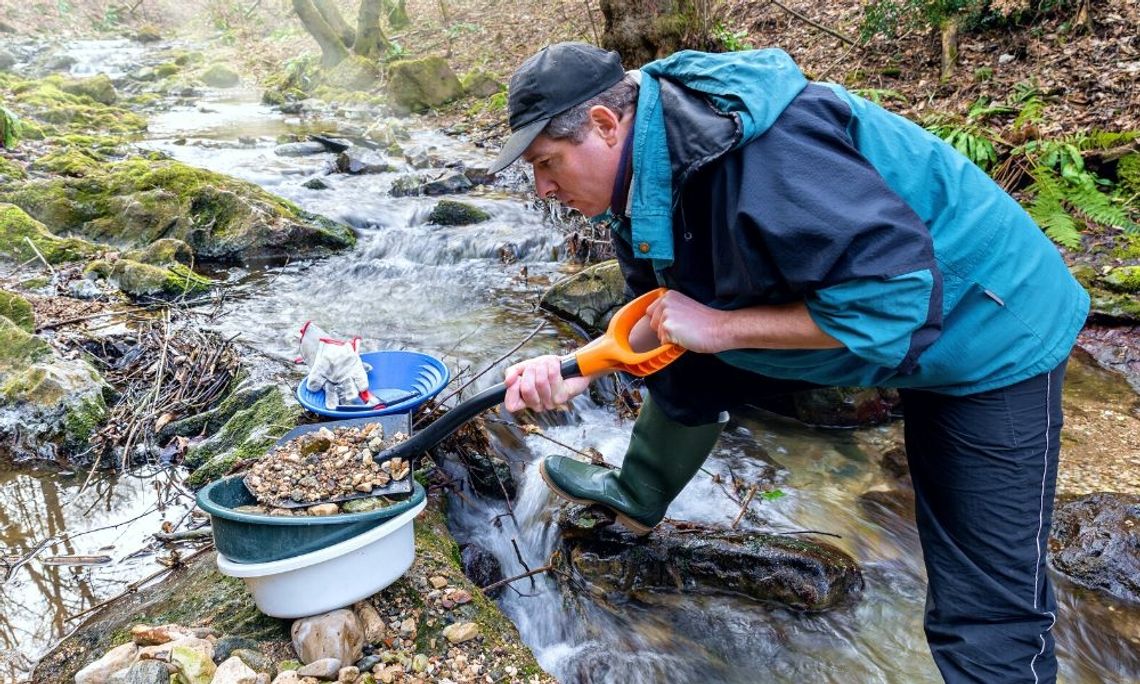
[{"x1": 488, "y1": 42, "x2": 625, "y2": 175}]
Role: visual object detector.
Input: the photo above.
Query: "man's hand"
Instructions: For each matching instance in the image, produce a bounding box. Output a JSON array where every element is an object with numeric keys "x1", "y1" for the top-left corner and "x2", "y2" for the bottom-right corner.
[
  {"x1": 646, "y1": 290, "x2": 731, "y2": 353},
  {"x1": 503, "y1": 355, "x2": 592, "y2": 412}
]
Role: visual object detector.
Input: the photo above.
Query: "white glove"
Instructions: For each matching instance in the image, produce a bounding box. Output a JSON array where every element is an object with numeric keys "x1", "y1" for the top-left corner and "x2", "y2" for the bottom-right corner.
[{"x1": 298, "y1": 321, "x2": 375, "y2": 410}]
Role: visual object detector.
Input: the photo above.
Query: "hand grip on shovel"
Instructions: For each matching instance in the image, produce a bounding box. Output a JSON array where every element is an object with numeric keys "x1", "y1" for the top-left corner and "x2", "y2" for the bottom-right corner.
[{"x1": 375, "y1": 288, "x2": 685, "y2": 464}]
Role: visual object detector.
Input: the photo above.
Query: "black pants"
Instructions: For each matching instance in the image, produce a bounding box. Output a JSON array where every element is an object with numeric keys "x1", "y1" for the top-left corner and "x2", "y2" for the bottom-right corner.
[
  {"x1": 647, "y1": 353, "x2": 1066, "y2": 682},
  {"x1": 900, "y1": 361, "x2": 1065, "y2": 684}
]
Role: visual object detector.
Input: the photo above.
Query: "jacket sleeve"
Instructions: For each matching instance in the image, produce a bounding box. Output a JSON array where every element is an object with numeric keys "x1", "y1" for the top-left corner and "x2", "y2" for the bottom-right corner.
[{"x1": 733, "y1": 86, "x2": 943, "y2": 374}]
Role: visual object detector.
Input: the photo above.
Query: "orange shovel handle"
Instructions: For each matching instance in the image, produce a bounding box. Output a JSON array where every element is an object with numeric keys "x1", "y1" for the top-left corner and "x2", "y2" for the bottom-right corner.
[{"x1": 561, "y1": 288, "x2": 686, "y2": 378}]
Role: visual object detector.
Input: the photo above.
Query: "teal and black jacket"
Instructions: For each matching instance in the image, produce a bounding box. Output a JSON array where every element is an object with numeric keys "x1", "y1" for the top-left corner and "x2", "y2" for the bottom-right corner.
[{"x1": 605, "y1": 49, "x2": 1088, "y2": 419}]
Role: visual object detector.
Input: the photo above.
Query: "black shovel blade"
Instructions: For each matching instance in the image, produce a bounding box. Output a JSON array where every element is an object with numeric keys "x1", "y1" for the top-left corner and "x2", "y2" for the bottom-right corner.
[{"x1": 246, "y1": 413, "x2": 416, "y2": 509}]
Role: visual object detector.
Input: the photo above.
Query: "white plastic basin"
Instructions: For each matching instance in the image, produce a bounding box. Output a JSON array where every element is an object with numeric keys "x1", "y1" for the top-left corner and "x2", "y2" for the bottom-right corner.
[{"x1": 216, "y1": 499, "x2": 427, "y2": 618}]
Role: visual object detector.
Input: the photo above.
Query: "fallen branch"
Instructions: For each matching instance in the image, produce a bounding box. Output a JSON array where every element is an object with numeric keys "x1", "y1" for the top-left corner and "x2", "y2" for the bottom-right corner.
[
  {"x1": 768, "y1": 0, "x2": 859, "y2": 47},
  {"x1": 480, "y1": 564, "x2": 554, "y2": 593},
  {"x1": 23, "y1": 236, "x2": 55, "y2": 276},
  {"x1": 731, "y1": 484, "x2": 759, "y2": 529},
  {"x1": 154, "y1": 528, "x2": 213, "y2": 543}
]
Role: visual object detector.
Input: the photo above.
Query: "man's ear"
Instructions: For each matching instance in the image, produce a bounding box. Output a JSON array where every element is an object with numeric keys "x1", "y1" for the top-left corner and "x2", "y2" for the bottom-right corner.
[{"x1": 588, "y1": 105, "x2": 622, "y2": 145}]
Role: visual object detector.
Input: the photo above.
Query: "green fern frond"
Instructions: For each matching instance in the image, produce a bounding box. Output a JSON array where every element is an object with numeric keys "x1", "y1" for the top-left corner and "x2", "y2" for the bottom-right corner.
[
  {"x1": 1119, "y1": 153, "x2": 1140, "y2": 195},
  {"x1": 927, "y1": 122, "x2": 998, "y2": 171},
  {"x1": 1075, "y1": 129, "x2": 1140, "y2": 151},
  {"x1": 1027, "y1": 173, "x2": 1081, "y2": 248},
  {"x1": 851, "y1": 88, "x2": 909, "y2": 105},
  {"x1": 1012, "y1": 99, "x2": 1043, "y2": 130},
  {"x1": 1067, "y1": 176, "x2": 1135, "y2": 230}
]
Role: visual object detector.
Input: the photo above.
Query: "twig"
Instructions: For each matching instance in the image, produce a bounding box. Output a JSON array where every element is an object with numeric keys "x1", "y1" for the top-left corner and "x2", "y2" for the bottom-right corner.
[
  {"x1": 154, "y1": 528, "x2": 213, "y2": 542},
  {"x1": 243, "y1": 0, "x2": 261, "y2": 18},
  {"x1": 775, "y1": 529, "x2": 843, "y2": 538},
  {"x1": 480, "y1": 564, "x2": 554, "y2": 593},
  {"x1": 583, "y1": 0, "x2": 601, "y2": 46},
  {"x1": 510, "y1": 538, "x2": 538, "y2": 590},
  {"x1": 731, "y1": 484, "x2": 758, "y2": 529},
  {"x1": 768, "y1": 0, "x2": 859, "y2": 47},
  {"x1": 22, "y1": 236, "x2": 55, "y2": 276},
  {"x1": 416, "y1": 321, "x2": 547, "y2": 428},
  {"x1": 2, "y1": 536, "x2": 58, "y2": 583},
  {"x1": 66, "y1": 546, "x2": 212, "y2": 623}
]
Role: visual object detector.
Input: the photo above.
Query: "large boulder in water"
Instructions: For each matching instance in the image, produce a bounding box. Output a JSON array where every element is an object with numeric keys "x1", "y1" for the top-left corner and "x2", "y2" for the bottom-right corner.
[
  {"x1": 1050, "y1": 492, "x2": 1140, "y2": 603},
  {"x1": 555, "y1": 504, "x2": 863, "y2": 610},
  {"x1": 540, "y1": 260, "x2": 628, "y2": 332},
  {"x1": 0, "y1": 316, "x2": 108, "y2": 464},
  {"x1": 386, "y1": 56, "x2": 462, "y2": 113},
  {"x1": 5, "y1": 156, "x2": 355, "y2": 264}
]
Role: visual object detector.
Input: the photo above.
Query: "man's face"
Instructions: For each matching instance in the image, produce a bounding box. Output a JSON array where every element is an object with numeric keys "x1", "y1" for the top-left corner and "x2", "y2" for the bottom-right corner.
[{"x1": 522, "y1": 106, "x2": 628, "y2": 218}]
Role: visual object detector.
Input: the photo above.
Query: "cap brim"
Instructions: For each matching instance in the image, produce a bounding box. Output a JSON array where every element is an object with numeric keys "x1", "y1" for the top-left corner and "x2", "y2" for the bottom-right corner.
[{"x1": 488, "y1": 117, "x2": 548, "y2": 175}]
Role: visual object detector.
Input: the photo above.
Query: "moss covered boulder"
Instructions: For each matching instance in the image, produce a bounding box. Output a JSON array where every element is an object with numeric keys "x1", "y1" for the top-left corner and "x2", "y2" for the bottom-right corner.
[
  {"x1": 326, "y1": 56, "x2": 379, "y2": 91},
  {"x1": 87, "y1": 258, "x2": 212, "y2": 299},
  {"x1": 185, "y1": 385, "x2": 303, "y2": 488},
  {"x1": 60, "y1": 74, "x2": 118, "y2": 105},
  {"x1": 539, "y1": 259, "x2": 628, "y2": 333},
  {"x1": 460, "y1": 69, "x2": 503, "y2": 98},
  {"x1": 5, "y1": 158, "x2": 356, "y2": 264},
  {"x1": 0, "y1": 317, "x2": 108, "y2": 463},
  {"x1": 6, "y1": 76, "x2": 146, "y2": 135},
  {"x1": 201, "y1": 64, "x2": 241, "y2": 88},
  {"x1": 386, "y1": 56, "x2": 462, "y2": 113},
  {"x1": 428, "y1": 199, "x2": 490, "y2": 226},
  {"x1": 0, "y1": 202, "x2": 100, "y2": 264},
  {"x1": 0, "y1": 289, "x2": 34, "y2": 332}
]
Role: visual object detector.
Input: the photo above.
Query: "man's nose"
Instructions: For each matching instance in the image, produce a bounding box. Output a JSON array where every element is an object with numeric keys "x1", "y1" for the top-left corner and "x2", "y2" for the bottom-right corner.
[{"x1": 534, "y1": 171, "x2": 557, "y2": 199}]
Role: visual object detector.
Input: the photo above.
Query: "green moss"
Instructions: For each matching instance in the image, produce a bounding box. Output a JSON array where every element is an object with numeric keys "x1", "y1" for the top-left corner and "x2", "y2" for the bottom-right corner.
[
  {"x1": 1110, "y1": 234, "x2": 1140, "y2": 260},
  {"x1": 0, "y1": 202, "x2": 99, "y2": 263},
  {"x1": 0, "y1": 316, "x2": 51, "y2": 375},
  {"x1": 0, "y1": 289, "x2": 34, "y2": 332},
  {"x1": 10, "y1": 79, "x2": 145, "y2": 135},
  {"x1": 62, "y1": 391, "x2": 108, "y2": 447},
  {"x1": 428, "y1": 199, "x2": 490, "y2": 225},
  {"x1": 1103, "y1": 265, "x2": 1140, "y2": 293},
  {"x1": 325, "y1": 56, "x2": 379, "y2": 91},
  {"x1": 201, "y1": 64, "x2": 240, "y2": 88},
  {"x1": 185, "y1": 387, "x2": 302, "y2": 488},
  {"x1": 386, "y1": 56, "x2": 462, "y2": 113},
  {"x1": 155, "y1": 62, "x2": 180, "y2": 78},
  {"x1": 0, "y1": 156, "x2": 26, "y2": 181},
  {"x1": 124, "y1": 237, "x2": 193, "y2": 265},
  {"x1": 30, "y1": 147, "x2": 103, "y2": 176},
  {"x1": 59, "y1": 74, "x2": 117, "y2": 105},
  {"x1": 459, "y1": 69, "x2": 502, "y2": 99},
  {"x1": 108, "y1": 258, "x2": 212, "y2": 298}
]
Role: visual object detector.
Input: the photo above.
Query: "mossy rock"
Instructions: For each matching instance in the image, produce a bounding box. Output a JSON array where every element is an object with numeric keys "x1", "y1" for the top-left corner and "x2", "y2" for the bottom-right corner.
[
  {"x1": 0, "y1": 155, "x2": 25, "y2": 182},
  {"x1": 135, "y1": 25, "x2": 163, "y2": 43},
  {"x1": 29, "y1": 146, "x2": 104, "y2": 176},
  {"x1": 10, "y1": 79, "x2": 145, "y2": 135},
  {"x1": 0, "y1": 289, "x2": 34, "y2": 332},
  {"x1": 540, "y1": 260, "x2": 628, "y2": 334},
  {"x1": 428, "y1": 199, "x2": 490, "y2": 226},
  {"x1": 60, "y1": 74, "x2": 118, "y2": 105},
  {"x1": 0, "y1": 202, "x2": 100, "y2": 264},
  {"x1": 0, "y1": 315, "x2": 51, "y2": 375},
  {"x1": 104, "y1": 258, "x2": 211, "y2": 299},
  {"x1": 123, "y1": 237, "x2": 193, "y2": 265},
  {"x1": 185, "y1": 385, "x2": 302, "y2": 489},
  {"x1": 459, "y1": 69, "x2": 503, "y2": 99},
  {"x1": 4, "y1": 158, "x2": 355, "y2": 263},
  {"x1": 1102, "y1": 265, "x2": 1140, "y2": 293},
  {"x1": 155, "y1": 62, "x2": 180, "y2": 78},
  {"x1": 386, "y1": 56, "x2": 462, "y2": 113},
  {"x1": 201, "y1": 64, "x2": 240, "y2": 88},
  {"x1": 326, "y1": 56, "x2": 379, "y2": 91}
]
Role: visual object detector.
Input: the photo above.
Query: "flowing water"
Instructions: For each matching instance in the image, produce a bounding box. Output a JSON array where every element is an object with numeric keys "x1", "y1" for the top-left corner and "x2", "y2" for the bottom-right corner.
[{"x1": 2, "y1": 42, "x2": 1139, "y2": 683}]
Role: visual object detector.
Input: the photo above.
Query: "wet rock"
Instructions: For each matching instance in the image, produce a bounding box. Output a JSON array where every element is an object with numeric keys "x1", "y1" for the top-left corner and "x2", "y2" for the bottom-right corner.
[
  {"x1": 42, "y1": 52, "x2": 78, "y2": 72},
  {"x1": 110, "y1": 659, "x2": 172, "y2": 684},
  {"x1": 291, "y1": 609, "x2": 364, "y2": 665},
  {"x1": 302, "y1": 177, "x2": 331, "y2": 190},
  {"x1": 74, "y1": 642, "x2": 137, "y2": 684},
  {"x1": 790, "y1": 386, "x2": 900, "y2": 427},
  {"x1": 859, "y1": 486, "x2": 915, "y2": 520},
  {"x1": 555, "y1": 505, "x2": 863, "y2": 610},
  {"x1": 1050, "y1": 492, "x2": 1140, "y2": 603},
  {"x1": 0, "y1": 316, "x2": 109, "y2": 464},
  {"x1": 130, "y1": 623, "x2": 196, "y2": 646},
  {"x1": 297, "y1": 657, "x2": 342, "y2": 679},
  {"x1": 461, "y1": 166, "x2": 496, "y2": 186},
  {"x1": 213, "y1": 656, "x2": 259, "y2": 684},
  {"x1": 202, "y1": 64, "x2": 241, "y2": 88},
  {"x1": 460, "y1": 543, "x2": 503, "y2": 593},
  {"x1": 0, "y1": 50, "x2": 15, "y2": 71},
  {"x1": 462, "y1": 451, "x2": 516, "y2": 500},
  {"x1": 212, "y1": 635, "x2": 260, "y2": 663},
  {"x1": 386, "y1": 56, "x2": 462, "y2": 113},
  {"x1": 421, "y1": 171, "x2": 473, "y2": 196},
  {"x1": 540, "y1": 259, "x2": 627, "y2": 333},
  {"x1": 135, "y1": 25, "x2": 163, "y2": 43},
  {"x1": 428, "y1": 199, "x2": 489, "y2": 226},
  {"x1": 275, "y1": 142, "x2": 330, "y2": 157},
  {"x1": 335, "y1": 149, "x2": 392, "y2": 174}
]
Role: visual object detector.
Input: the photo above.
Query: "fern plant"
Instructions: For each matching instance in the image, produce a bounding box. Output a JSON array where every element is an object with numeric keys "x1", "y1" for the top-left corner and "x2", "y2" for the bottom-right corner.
[
  {"x1": 1021, "y1": 137, "x2": 1140, "y2": 249},
  {"x1": 925, "y1": 117, "x2": 999, "y2": 171}
]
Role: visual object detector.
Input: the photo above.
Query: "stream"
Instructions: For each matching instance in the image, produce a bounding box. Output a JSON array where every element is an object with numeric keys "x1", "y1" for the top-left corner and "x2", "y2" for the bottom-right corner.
[{"x1": 2, "y1": 40, "x2": 1139, "y2": 683}]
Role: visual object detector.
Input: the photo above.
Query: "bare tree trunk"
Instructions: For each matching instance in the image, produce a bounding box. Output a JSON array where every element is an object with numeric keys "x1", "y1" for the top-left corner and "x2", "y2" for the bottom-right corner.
[
  {"x1": 313, "y1": 0, "x2": 356, "y2": 47},
  {"x1": 1074, "y1": 0, "x2": 1092, "y2": 33},
  {"x1": 355, "y1": 0, "x2": 391, "y2": 58},
  {"x1": 939, "y1": 15, "x2": 960, "y2": 82},
  {"x1": 292, "y1": 0, "x2": 350, "y2": 67}
]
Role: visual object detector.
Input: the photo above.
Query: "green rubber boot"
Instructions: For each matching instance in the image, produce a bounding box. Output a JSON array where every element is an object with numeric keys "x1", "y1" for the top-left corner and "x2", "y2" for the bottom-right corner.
[{"x1": 539, "y1": 396, "x2": 725, "y2": 534}]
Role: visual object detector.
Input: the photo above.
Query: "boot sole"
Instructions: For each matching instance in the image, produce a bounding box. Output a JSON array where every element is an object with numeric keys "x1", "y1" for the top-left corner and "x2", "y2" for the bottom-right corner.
[{"x1": 538, "y1": 459, "x2": 654, "y2": 536}]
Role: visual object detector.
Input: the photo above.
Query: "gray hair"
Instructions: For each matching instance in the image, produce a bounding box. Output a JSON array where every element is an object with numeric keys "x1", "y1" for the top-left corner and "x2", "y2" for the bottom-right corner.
[{"x1": 543, "y1": 74, "x2": 640, "y2": 143}]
